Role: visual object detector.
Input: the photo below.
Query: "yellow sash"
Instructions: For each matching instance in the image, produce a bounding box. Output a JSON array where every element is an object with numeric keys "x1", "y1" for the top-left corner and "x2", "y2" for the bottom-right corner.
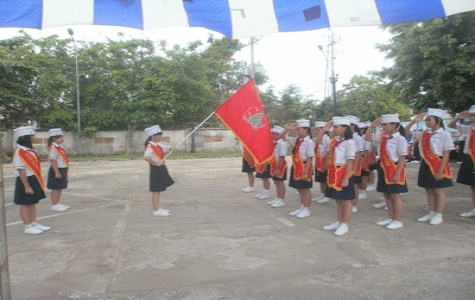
[
  {"x1": 18, "y1": 148, "x2": 45, "y2": 193},
  {"x1": 379, "y1": 134, "x2": 405, "y2": 185},
  {"x1": 420, "y1": 131, "x2": 452, "y2": 179},
  {"x1": 291, "y1": 138, "x2": 312, "y2": 181},
  {"x1": 468, "y1": 126, "x2": 475, "y2": 163},
  {"x1": 327, "y1": 138, "x2": 353, "y2": 191}
]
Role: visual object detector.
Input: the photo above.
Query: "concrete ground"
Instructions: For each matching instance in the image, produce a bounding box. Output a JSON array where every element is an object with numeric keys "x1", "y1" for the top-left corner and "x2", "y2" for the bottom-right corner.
[{"x1": 2, "y1": 157, "x2": 475, "y2": 300}]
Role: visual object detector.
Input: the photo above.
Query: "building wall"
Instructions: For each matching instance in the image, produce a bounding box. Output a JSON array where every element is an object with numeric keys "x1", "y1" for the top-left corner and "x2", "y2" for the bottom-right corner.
[{"x1": 1, "y1": 128, "x2": 241, "y2": 156}]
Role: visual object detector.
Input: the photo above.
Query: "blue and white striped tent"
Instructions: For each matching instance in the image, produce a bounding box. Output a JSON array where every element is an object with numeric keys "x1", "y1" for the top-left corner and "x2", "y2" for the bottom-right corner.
[{"x1": 1, "y1": 0, "x2": 475, "y2": 39}]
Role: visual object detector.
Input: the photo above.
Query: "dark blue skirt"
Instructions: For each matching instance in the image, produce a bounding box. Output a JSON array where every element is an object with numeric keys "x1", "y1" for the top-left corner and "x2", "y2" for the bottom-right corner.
[
  {"x1": 289, "y1": 166, "x2": 312, "y2": 189},
  {"x1": 47, "y1": 167, "x2": 68, "y2": 190},
  {"x1": 14, "y1": 176, "x2": 46, "y2": 205},
  {"x1": 417, "y1": 159, "x2": 453, "y2": 189},
  {"x1": 324, "y1": 176, "x2": 355, "y2": 200},
  {"x1": 456, "y1": 154, "x2": 475, "y2": 187},
  {"x1": 241, "y1": 157, "x2": 255, "y2": 173},
  {"x1": 376, "y1": 164, "x2": 408, "y2": 194},
  {"x1": 256, "y1": 166, "x2": 272, "y2": 179},
  {"x1": 150, "y1": 165, "x2": 175, "y2": 192},
  {"x1": 314, "y1": 168, "x2": 327, "y2": 183}
]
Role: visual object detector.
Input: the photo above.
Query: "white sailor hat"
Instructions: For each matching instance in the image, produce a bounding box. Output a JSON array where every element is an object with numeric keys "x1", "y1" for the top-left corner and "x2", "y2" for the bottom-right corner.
[
  {"x1": 358, "y1": 122, "x2": 368, "y2": 128},
  {"x1": 144, "y1": 125, "x2": 162, "y2": 136},
  {"x1": 469, "y1": 105, "x2": 475, "y2": 114},
  {"x1": 296, "y1": 119, "x2": 310, "y2": 128},
  {"x1": 332, "y1": 117, "x2": 350, "y2": 126},
  {"x1": 49, "y1": 128, "x2": 64, "y2": 136},
  {"x1": 271, "y1": 125, "x2": 285, "y2": 134},
  {"x1": 427, "y1": 108, "x2": 446, "y2": 119},
  {"x1": 14, "y1": 126, "x2": 35, "y2": 137},
  {"x1": 381, "y1": 114, "x2": 400, "y2": 123},
  {"x1": 345, "y1": 115, "x2": 360, "y2": 125},
  {"x1": 314, "y1": 121, "x2": 326, "y2": 128}
]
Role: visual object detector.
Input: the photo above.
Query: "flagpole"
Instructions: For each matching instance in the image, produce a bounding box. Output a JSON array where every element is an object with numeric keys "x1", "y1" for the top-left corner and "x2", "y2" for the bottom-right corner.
[{"x1": 162, "y1": 111, "x2": 216, "y2": 161}]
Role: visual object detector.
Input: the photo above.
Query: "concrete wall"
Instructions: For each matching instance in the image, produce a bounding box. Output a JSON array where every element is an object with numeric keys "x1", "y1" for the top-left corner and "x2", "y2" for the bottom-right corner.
[{"x1": 1, "y1": 128, "x2": 241, "y2": 156}]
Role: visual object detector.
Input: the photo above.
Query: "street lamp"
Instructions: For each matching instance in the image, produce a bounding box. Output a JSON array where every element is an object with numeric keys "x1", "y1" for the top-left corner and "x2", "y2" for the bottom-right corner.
[
  {"x1": 318, "y1": 44, "x2": 338, "y2": 116},
  {"x1": 67, "y1": 28, "x2": 81, "y2": 155}
]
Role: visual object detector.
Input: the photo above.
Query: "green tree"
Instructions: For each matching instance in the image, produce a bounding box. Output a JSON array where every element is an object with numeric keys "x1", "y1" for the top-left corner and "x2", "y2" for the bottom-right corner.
[{"x1": 377, "y1": 11, "x2": 475, "y2": 114}]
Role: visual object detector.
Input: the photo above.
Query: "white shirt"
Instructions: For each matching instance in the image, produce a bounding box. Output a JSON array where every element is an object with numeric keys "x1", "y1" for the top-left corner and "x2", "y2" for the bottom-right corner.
[
  {"x1": 49, "y1": 142, "x2": 68, "y2": 168},
  {"x1": 13, "y1": 145, "x2": 35, "y2": 177},
  {"x1": 353, "y1": 133, "x2": 364, "y2": 153},
  {"x1": 287, "y1": 136, "x2": 315, "y2": 162},
  {"x1": 273, "y1": 139, "x2": 287, "y2": 158},
  {"x1": 412, "y1": 128, "x2": 455, "y2": 156},
  {"x1": 457, "y1": 124, "x2": 474, "y2": 154},
  {"x1": 316, "y1": 134, "x2": 330, "y2": 157},
  {"x1": 144, "y1": 142, "x2": 171, "y2": 163},
  {"x1": 373, "y1": 132, "x2": 408, "y2": 163},
  {"x1": 332, "y1": 137, "x2": 356, "y2": 166}
]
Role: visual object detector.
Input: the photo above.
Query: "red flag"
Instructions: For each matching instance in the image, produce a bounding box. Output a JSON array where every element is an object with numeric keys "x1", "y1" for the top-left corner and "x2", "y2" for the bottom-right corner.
[{"x1": 215, "y1": 79, "x2": 274, "y2": 165}]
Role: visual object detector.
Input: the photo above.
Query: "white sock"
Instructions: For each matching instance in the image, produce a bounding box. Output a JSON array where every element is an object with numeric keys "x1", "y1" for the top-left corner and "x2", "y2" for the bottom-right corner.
[
  {"x1": 303, "y1": 207, "x2": 309, "y2": 211},
  {"x1": 434, "y1": 213, "x2": 442, "y2": 217},
  {"x1": 299, "y1": 204, "x2": 304, "y2": 210},
  {"x1": 429, "y1": 211, "x2": 436, "y2": 217},
  {"x1": 25, "y1": 223, "x2": 32, "y2": 228}
]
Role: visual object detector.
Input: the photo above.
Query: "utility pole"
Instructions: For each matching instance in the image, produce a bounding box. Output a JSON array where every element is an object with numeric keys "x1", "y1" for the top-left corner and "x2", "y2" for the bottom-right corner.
[
  {"x1": 329, "y1": 30, "x2": 338, "y2": 116},
  {"x1": 250, "y1": 37, "x2": 255, "y2": 78}
]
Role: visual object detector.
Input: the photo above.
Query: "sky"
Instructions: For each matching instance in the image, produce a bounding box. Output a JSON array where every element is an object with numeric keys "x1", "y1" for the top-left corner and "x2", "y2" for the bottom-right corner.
[{"x1": 0, "y1": 25, "x2": 393, "y2": 101}]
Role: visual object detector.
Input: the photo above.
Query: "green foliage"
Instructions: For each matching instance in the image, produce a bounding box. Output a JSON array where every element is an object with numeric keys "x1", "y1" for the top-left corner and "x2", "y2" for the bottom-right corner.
[{"x1": 377, "y1": 11, "x2": 475, "y2": 114}]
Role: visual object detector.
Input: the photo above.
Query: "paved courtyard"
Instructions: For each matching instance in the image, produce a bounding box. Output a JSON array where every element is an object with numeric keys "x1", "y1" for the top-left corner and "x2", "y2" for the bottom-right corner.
[{"x1": 2, "y1": 157, "x2": 475, "y2": 299}]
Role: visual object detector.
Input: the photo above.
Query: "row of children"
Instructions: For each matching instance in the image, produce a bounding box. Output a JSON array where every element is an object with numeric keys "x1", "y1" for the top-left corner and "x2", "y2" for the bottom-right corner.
[
  {"x1": 12, "y1": 124, "x2": 177, "y2": 235},
  {"x1": 240, "y1": 106, "x2": 475, "y2": 236}
]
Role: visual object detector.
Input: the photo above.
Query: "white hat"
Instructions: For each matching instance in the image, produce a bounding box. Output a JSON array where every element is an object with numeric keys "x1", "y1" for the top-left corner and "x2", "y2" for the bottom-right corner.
[
  {"x1": 381, "y1": 114, "x2": 400, "y2": 123},
  {"x1": 345, "y1": 115, "x2": 360, "y2": 125},
  {"x1": 14, "y1": 126, "x2": 35, "y2": 137},
  {"x1": 358, "y1": 122, "x2": 368, "y2": 128},
  {"x1": 314, "y1": 121, "x2": 326, "y2": 128},
  {"x1": 296, "y1": 119, "x2": 310, "y2": 128},
  {"x1": 49, "y1": 128, "x2": 64, "y2": 136},
  {"x1": 144, "y1": 125, "x2": 162, "y2": 136},
  {"x1": 427, "y1": 108, "x2": 446, "y2": 119},
  {"x1": 365, "y1": 122, "x2": 372, "y2": 128},
  {"x1": 469, "y1": 105, "x2": 475, "y2": 114},
  {"x1": 271, "y1": 125, "x2": 285, "y2": 134},
  {"x1": 332, "y1": 117, "x2": 350, "y2": 126}
]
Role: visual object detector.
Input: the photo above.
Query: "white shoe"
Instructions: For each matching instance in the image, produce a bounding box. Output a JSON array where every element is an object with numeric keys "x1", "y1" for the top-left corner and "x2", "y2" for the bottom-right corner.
[
  {"x1": 429, "y1": 214, "x2": 443, "y2": 225},
  {"x1": 241, "y1": 186, "x2": 255, "y2": 193},
  {"x1": 386, "y1": 220, "x2": 403, "y2": 229},
  {"x1": 376, "y1": 219, "x2": 393, "y2": 226},
  {"x1": 33, "y1": 222, "x2": 51, "y2": 231},
  {"x1": 254, "y1": 193, "x2": 262, "y2": 198},
  {"x1": 417, "y1": 213, "x2": 433, "y2": 223},
  {"x1": 334, "y1": 224, "x2": 349, "y2": 236},
  {"x1": 366, "y1": 184, "x2": 376, "y2": 192},
  {"x1": 373, "y1": 201, "x2": 387, "y2": 209},
  {"x1": 51, "y1": 204, "x2": 67, "y2": 212},
  {"x1": 358, "y1": 191, "x2": 367, "y2": 199},
  {"x1": 323, "y1": 222, "x2": 341, "y2": 231},
  {"x1": 352, "y1": 206, "x2": 358, "y2": 213},
  {"x1": 153, "y1": 209, "x2": 170, "y2": 217},
  {"x1": 268, "y1": 198, "x2": 279, "y2": 205},
  {"x1": 258, "y1": 191, "x2": 270, "y2": 200},
  {"x1": 296, "y1": 209, "x2": 310, "y2": 218},
  {"x1": 459, "y1": 210, "x2": 475, "y2": 218},
  {"x1": 289, "y1": 208, "x2": 303, "y2": 216},
  {"x1": 384, "y1": 206, "x2": 388, "y2": 211},
  {"x1": 24, "y1": 226, "x2": 43, "y2": 235},
  {"x1": 295, "y1": 191, "x2": 299, "y2": 195},
  {"x1": 271, "y1": 199, "x2": 285, "y2": 208},
  {"x1": 159, "y1": 208, "x2": 170, "y2": 213},
  {"x1": 59, "y1": 203, "x2": 70, "y2": 209},
  {"x1": 312, "y1": 195, "x2": 323, "y2": 201},
  {"x1": 316, "y1": 197, "x2": 330, "y2": 204}
]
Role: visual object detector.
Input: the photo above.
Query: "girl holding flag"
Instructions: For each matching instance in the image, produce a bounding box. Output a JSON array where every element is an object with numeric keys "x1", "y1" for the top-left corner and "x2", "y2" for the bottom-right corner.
[
  {"x1": 318, "y1": 117, "x2": 355, "y2": 236},
  {"x1": 47, "y1": 128, "x2": 70, "y2": 212},
  {"x1": 365, "y1": 114, "x2": 408, "y2": 230},
  {"x1": 13, "y1": 126, "x2": 51, "y2": 235},
  {"x1": 448, "y1": 105, "x2": 475, "y2": 218},
  {"x1": 405, "y1": 109, "x2": 454, "y2": 225},
  {"x1": 144, "y1": 125, "x2": 176, "y2": 217}
]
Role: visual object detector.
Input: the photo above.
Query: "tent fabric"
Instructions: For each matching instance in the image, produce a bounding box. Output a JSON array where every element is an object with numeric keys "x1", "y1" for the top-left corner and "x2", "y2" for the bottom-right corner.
[{"x1": 1, "y1": 0, "x2": 474, "y2": 39}]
